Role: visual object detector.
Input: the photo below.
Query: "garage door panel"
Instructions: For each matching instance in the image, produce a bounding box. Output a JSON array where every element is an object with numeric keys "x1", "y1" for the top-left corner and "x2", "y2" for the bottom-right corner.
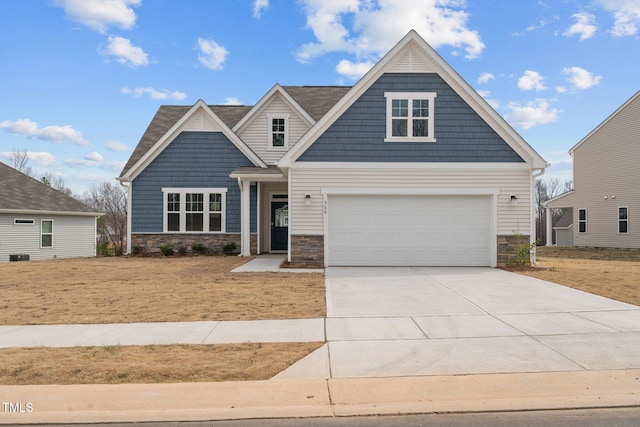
[{"x1": 327, "y1": 195, "x2": 492, "y2": 266}]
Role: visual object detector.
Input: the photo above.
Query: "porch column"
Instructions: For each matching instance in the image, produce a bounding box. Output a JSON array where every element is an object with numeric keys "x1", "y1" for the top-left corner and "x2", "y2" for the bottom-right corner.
[
  {"x1": 546, "y1": 207, "x2": 553, "y2": 246},
  {"x1": 241, "y1": 179, "x2": 251, "y2": 256}
]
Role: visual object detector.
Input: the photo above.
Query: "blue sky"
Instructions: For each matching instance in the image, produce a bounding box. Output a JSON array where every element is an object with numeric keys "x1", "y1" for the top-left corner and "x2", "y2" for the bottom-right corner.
[{"x1": 1, "y1": 0, "x2": 639, "y2": 195}]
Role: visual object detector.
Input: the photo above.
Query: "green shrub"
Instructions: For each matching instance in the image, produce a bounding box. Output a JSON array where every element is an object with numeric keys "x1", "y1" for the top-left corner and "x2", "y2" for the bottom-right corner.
[
  {"x1": 131, "y1": 245, "x2": 144, "y2": 256},
  {"x1": 177, "y1": 245, "x2": 188, "y2": 256},
  {"x1": 159, "y1": 244, "x2": 175, "y2": 256},
  {"x1": 222, "y1": 242, "x2": 237, "y2": 255},
  {"x1": 191, "y1": 243, "x2": 208, "y2": 255},
  {"x1": 96, "y1": 240, "x2": 111, "y2": 257},
  {"x1": 508, "y1": 232, "x2": 539, "y2": 266}
]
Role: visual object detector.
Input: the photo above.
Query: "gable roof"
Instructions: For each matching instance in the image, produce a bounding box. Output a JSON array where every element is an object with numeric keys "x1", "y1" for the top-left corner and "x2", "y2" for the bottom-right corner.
[
  {"x1": 282, "y1": 86, "x2": 351, "y2": 121},
  {"x1": 0, "y1": 162, "x2": 100, "y2": 215},
  {"x1": 278, "y1": 30, "x2": 547, "y2": 169},
  {"x1": 569, "y1": 90, "x2": 640, "y2": 155},
  {"x1": 119, "y1": 100, "x2": 264, "y2": 180}
]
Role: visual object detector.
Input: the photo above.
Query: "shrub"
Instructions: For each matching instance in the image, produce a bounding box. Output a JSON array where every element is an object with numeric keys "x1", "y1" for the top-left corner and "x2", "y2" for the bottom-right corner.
[
  {"x1": 191, "y1": 243, "x2": 209, "y2": 255},
  {"x1": 159, "y1": 244, "x2": 175, "y2": 256},
  {"x1": 96, "y1": 240, "x2": 111, "y2": 257},
  {"x1": 222, "y1": 242, "x2": 237, "y2": 255},
  {"x1": 131, "y1": 245, "x2": 144, "y2": 256},
  {"x1": 177, "y1": 245, "x2": 188, "y2": 256},
  {"x1": 508, "y1": 232, "x2": 539, "y2": 267}
]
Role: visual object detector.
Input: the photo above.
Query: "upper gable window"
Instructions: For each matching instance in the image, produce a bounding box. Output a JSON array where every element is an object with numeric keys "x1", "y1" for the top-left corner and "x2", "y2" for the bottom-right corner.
[
  {"x1": 268, "y1": 114, "x2": 289, "y2": 150},
  {"x1": 385, "y1": 92, "x2": 436, "y2": 142}
]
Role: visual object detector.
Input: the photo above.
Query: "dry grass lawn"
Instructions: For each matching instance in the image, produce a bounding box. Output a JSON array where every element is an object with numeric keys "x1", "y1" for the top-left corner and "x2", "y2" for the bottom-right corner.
[
  {"x1": 518, "y1": 246, "x2": 640, "y2": 306},
  {"x1": 0, "y1": 255, "x2": 325, "y2": 385},
  {"x1": 0, "y1": 256, "x2": 325, "y2": 325}
]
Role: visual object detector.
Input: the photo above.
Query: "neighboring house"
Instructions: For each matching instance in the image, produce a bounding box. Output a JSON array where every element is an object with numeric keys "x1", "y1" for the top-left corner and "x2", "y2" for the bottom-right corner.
[
  {"x1": 0, "y1": 162, "x2": 102, "y2": 261},
  {"x1": 552, "y1": 208, "x2": 573, "y2": 247},
  {"x1": 545, "y1": 90, "x2": 640, "y2": 249},
  {"x1": 118, "y1": 31, "x2": 547, "y2": 267}
]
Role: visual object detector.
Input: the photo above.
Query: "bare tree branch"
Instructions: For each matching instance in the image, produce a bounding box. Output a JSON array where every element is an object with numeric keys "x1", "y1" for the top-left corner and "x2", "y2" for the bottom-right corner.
[
  {"x1": 82, "y1": 182, "x2": 127, "y2": 256},
  {"x1": 9, "y1": 149, "x2": 33, "y2": 177}
]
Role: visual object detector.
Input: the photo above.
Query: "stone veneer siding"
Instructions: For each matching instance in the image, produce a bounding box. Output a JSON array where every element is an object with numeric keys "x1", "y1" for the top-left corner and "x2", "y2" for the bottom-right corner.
[
  {"x1": 497, "y1": 234, "x2": 532, "y2": 266},
  {"x1": 290, "y1": 235, "x2": 324, "y2": 268},
  {"x1": 131, "y1": 233, "x2": 257, "y2": 255}
]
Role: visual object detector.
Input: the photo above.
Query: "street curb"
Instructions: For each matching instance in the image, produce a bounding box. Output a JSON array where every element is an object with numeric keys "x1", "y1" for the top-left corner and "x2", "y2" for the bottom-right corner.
[{"x1": 1, "y1": 370, "x2": 639, "y2": 424}]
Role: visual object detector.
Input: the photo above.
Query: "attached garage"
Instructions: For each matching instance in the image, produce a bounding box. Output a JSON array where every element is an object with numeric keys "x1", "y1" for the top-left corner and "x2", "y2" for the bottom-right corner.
[{"x1": 326, "y1": 195, "x2": 493, "y2": 266}]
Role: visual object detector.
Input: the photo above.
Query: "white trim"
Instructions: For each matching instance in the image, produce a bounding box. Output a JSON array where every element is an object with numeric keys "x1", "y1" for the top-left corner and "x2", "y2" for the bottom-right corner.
[
  {"x1": 161, "y1": 187, "x2": 228, "y2": 233},
  {"x1": 123, "y1": 100, "x2": 266, "y2": 180},
  {"x1": 240, "y1": 180, "x2": 251, "y2": 256},
  {"x1": 268, "y1": 192, "x2": 289, "y2": 253},
  {"x1": 278, "y1": 30, "x2": 547, "y2": 170},
  {"x1": 0, "y1": 209, "x2": 102, "y2": 217},
  {"x1": 618, "y1": 206, "x2": 629, "y2": 234},
  {"x1": 578, "y1": 208, "x2": 587, "y2": 234},
  {"x1": 321, "y1": 187, "x2": 499, "y2": 196},
  {"x1": 40, "y1": 219, "x2": 53, "y2": 249},
  {"x1": 233, "y1": 84, "x2": 315, "y2": 133},
  {"x1": 267, "y1": 114, "x2": 290, "y2": 150},
  {"x1": 291, "y1": 161, "x2": 533, "y2": 170},
  {"x1": 384, "y1": 91, "x2": 436, "y2": 142}
]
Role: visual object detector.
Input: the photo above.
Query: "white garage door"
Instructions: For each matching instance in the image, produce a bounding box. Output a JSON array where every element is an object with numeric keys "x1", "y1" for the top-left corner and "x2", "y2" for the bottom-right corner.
[{"x1": 327, "y1": 195, "x2": 492, "y2": 266}]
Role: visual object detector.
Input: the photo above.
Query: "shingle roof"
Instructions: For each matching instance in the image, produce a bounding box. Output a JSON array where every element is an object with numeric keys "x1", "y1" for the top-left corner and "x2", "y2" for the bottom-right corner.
[
  {"x1": 0, "y1": 162, "x2": 100, "y2": 215},
  {"x1": 119, "y1": 87, "x2": 351, "y2": 178},
  {"x1": 553, "y1": 208, "x2": 573, "y2": 228}
]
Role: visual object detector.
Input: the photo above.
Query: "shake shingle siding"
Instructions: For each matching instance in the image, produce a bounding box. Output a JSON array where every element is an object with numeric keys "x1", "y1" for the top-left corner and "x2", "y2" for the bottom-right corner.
[
  {"x1": 131, "y1": 132, "x2": 257, "y2": 233},
  {"x1": 298, "y1": 73, "x2": 524, "y2": 163}
]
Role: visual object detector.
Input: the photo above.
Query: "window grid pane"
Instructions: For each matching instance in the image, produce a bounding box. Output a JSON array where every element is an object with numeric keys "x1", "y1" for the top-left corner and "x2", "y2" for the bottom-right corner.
[
  {"x1": 413, "y1": 119, "x2": 429, "y2": 137},
  {"x1": 167, "y1": 193, "x2": 180, "y2": 212},
  {"x1": 209, "y1": 193, "x2": 222, "y2": 212},
  {"x1": 392, "y1": 119, "x2": 408, "y2": 137},
  {"x1": 209, "y1": 213, "x2": 222, "y2": 232},
  {"x1": 392, "y1": 99, "x2": 408, "y2": 117},
  {"x1": 186, "y1": 193, "x2": 204, "y2": 212},
  {"x1": 412, "y1": 99, "x2": 429, "y2": 117}
]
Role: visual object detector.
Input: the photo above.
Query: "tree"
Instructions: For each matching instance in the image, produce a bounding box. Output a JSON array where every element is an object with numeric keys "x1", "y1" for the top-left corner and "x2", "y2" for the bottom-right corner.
[
  {"x1": 9, "y1": 149, "x2": 33, "y2": 176},
  {"x1": 83, "y1": 182, "x2": 127, "y2": 256},
  {"x1": 534, "y1": 177, "x2": 573, "y2": 245},
  {"x1": 41, "y1": 172, "x2": 75, "y2": 197}
]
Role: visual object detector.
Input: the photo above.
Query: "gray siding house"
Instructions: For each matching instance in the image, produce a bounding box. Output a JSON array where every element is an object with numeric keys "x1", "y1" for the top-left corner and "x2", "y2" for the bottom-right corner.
[
  {"x1": 0, "y1": 162, "x2": 102, "y2": 261},
  {"x1": 545, "y1": 90, "x2": 640, "y2": 249},
  {"x1": 119, "y1": 31, "x2": 547, "y2": 267}
]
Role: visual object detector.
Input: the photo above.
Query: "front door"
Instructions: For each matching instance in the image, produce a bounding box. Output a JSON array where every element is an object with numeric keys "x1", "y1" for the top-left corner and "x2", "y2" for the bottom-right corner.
[{"x1": 270, "y1": 201, "x2": 288, "y2": 251}]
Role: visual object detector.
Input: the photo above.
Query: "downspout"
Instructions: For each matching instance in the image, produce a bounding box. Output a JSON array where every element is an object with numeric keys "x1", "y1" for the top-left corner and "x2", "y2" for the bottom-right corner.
[
  {"x1": 531, "y1": 167, "x2": 546, "y2": 267},
  {"x1": 118, "y1": 179, "x2": 132, "y2": 255}
]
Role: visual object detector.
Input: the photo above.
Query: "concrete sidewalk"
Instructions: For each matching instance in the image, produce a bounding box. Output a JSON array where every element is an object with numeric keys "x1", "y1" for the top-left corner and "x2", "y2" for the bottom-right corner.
[{"x1": 1, "y1": 370, "x2": 639, "y2": 424}]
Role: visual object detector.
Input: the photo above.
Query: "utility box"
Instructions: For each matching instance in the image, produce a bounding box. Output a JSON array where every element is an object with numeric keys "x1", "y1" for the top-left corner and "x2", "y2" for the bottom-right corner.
[{"x1": 9, "y1": 254, "x2": 30, "y2": 261}]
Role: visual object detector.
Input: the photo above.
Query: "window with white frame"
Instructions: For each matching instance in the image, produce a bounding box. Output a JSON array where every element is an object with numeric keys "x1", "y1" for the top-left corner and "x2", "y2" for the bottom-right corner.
[
  {"x1": 41, "y1": 219, "x2": 53, "y2": 247},
  {"x1": 578, "y1": 208, "x2": 587, "y2": 233},
  {"x1": 618, "y1": 207, "x2": 628, "y2": 234},
  {"x1": 163, "y1": 188, "x2": 227, "y2": 233},
  {"x1": 268, "y1": 114, "x2": 289, "y2": 149},
  {"x1": 385, "y1": 92, "x2": 436, "y2": 142}
]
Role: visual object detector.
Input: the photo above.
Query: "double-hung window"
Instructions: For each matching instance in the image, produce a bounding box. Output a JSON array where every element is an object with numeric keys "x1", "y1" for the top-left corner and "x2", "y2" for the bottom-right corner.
[
  {"x1": 268, "y1": 114, "x2": 289, "y2": 149},
  {"x1": 618, "y1": 207, "x2": 629, "y2": 234},
  {"x1": 163, "y1": 188, "x2": 227, "y2": 233},
  {"x1": 578, "y1": 209, "x2": 587, "y2": 233},
  {"x1": 41, "y1": 220, "x2": 53, "y2": 248},
  {"x1": 385, "y1": 92, "x2": 436, "y2": 142}
]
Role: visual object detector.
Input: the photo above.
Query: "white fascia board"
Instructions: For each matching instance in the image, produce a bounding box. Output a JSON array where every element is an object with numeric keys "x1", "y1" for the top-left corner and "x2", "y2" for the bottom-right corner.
[
  {"x1": 123, "y1": 100, "x2": 266, "y2": 181},
  {"x1": 569, "y1": 90, "x2": 640, "y2": 155},
  {"x1": 0, "y1": 209, "x2": 104, "y2": 217},
  {"x1": 543, "y1": 190, "x2": 575, "y2": 208},
  {"x1": 279, "y1": 30, "x2": 547, "y2": 170},
  {"x1": 321, "y1": 187, "x2": 499, "y2": 196},
  {"x1": 291, "y1": 161, "x2": 534, "y2": 171},
  {"x1": 233, "y1": 84, "x2": 315, "y2": 134}
]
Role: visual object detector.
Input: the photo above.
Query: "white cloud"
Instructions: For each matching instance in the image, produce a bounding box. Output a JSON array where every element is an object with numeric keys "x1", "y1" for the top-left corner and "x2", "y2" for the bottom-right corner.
[
  {"x1": 56, "y1": 0, "x2": 141, "y2": 34},
  {"x1": 197, "y1": 38, "x2": 229, "y2": 70},
  {"x1": 106, "y1": 141, "x2": 128, "y2": 152},
  {"x1": 518, "y1": 70, "x2": 547, "y2": 91},
  {"x1": 477, "y1": 72, "x2": 495, "y2": 84},
  {"x1": 598, "y1": 0, "x2": 640, "y2": 36},
  {"x1": 85, "y1": 151, "x2": 103, "y2": 162},
  {"x1": 336, "y1": 59, "x2": 375, "y2": 80},
  {"x1": 296, "y1": 0, "x2": 485, "y2": 67},
  {"x1": 505, "y1": 98, "x2": 560, "y2": 129},
  {"x1": 556, "y1": 85, "x2": 567, "y2": 93},
  {"x1": 0, "y1": 118, "x2": 89, "y2": 146},
  {"x1": 121, "y1": 86, "x2": 187, "y2": 100},
  {"x1": 562, "y1": 66, "x2": 602, "y2": 90},
  {"x1": 0, "y1": 151, "x2": 57, "y2": 167},
  {"x1": 224, "y1": 97, "x2": 242, "y2": 105},
  {"x1": 253, "y1": 0, "x2": 269, "y2": 18},
  {"x1": 563, "y1": 12, "x2": 597, "y2": 41},
  {"x1": 103, "y1": 36, "x2": 149, "y2": 67}
]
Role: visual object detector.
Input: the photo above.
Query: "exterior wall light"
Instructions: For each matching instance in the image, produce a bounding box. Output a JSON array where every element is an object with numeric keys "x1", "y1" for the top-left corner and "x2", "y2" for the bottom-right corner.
[
  {"x1": 304, "y1": 194, "x2": 311, "y2": 205},
  {"x1": 509, "y1": 194, "x2": 518, "y2": 205}
]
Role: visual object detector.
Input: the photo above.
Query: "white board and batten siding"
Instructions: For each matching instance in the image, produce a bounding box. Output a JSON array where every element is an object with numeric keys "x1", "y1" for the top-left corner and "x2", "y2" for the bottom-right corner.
[
  {"x1": 288, "y1": 166, "x2": 532, "y2": 267},
  {"x1": 0, "y1": 214, "x2": 97, "y2": 262},
  {"x1": 238, "y1": 95, "x2": 312, "y2": 165}
]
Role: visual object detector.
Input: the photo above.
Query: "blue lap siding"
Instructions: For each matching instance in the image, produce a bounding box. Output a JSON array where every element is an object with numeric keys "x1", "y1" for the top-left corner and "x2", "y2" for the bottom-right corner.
[
  {"x1": 131, "y1": 131, "x2": 257, "y2": 233},
  {"x1": 298, "y1": 73, "x2": 524, "y2": 163}
]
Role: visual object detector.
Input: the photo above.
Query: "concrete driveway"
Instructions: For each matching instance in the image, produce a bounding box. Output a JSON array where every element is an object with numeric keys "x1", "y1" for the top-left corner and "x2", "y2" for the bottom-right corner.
[{"x1": 276, "y1": 267, "x2": 640, "y2": 380}]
